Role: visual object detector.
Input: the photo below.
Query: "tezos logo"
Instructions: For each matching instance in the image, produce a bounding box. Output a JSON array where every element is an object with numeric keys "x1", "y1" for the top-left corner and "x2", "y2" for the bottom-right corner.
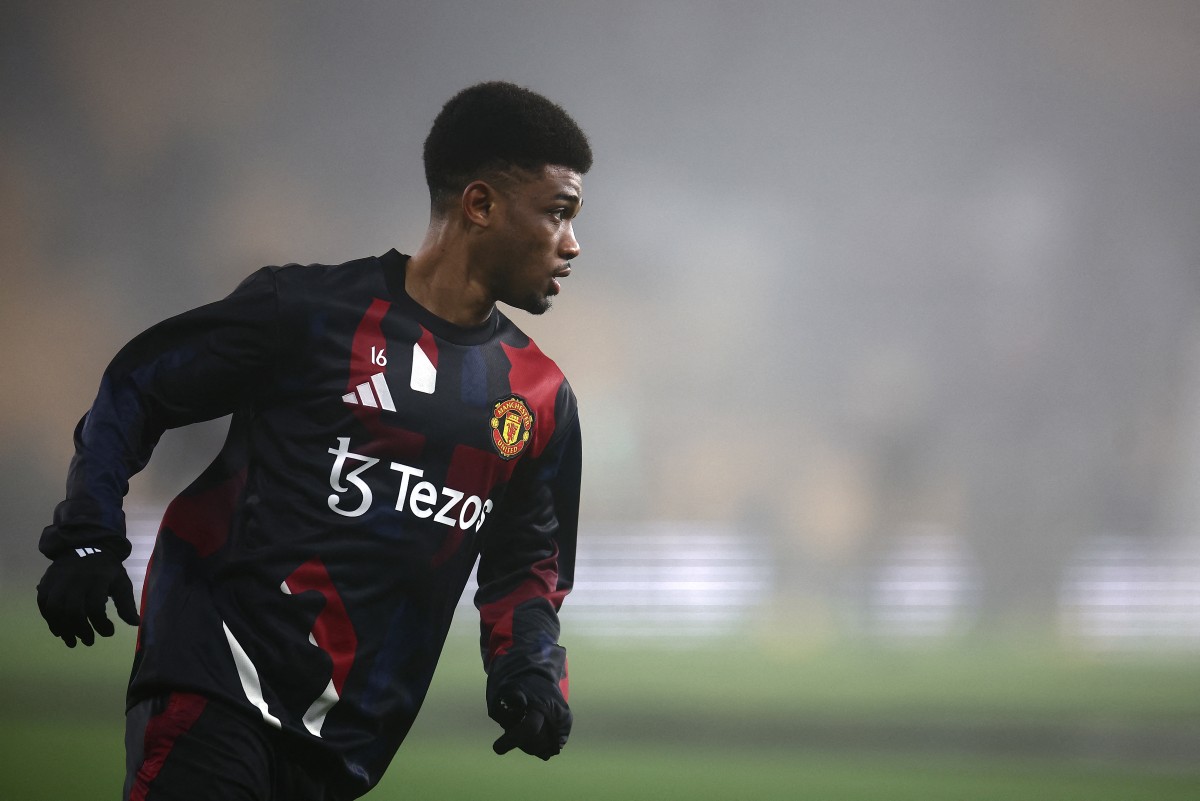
[
  {"x1": 326, "y1": 437, "x2": 493, "y2": 530},
  {"x1": 490, "y1": 396, "x2": 534, "y2": 460}
]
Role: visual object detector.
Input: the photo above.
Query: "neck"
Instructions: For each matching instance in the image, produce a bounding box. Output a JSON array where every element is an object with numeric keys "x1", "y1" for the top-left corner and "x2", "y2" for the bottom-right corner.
[{"x1": 405, "y1": 218, "x2": 495, "y2": 327}]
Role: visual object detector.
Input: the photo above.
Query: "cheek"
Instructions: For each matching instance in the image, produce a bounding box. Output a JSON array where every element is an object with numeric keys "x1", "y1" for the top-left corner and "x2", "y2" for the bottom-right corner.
[{"x1": 516, "y1": 231, "x2": 552, "y2": 261}]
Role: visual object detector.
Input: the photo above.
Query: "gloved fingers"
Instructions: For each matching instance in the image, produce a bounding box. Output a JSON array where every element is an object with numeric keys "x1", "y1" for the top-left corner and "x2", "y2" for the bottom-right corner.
[
  {"x1": 492, "y1": 708, "x2": 545, "y2": 756},
  {"x1": 491, "y1": 691, "x2": 529, "y2": 729},
  {"x1": 40, "y1": 605, "x2": 79, "y2": 648},
  {"x1": 492, "y1": 729, "x2": 517, "y2": 755},
  {"x1": 109, "y1": 570, "x2": 141, "y2": 627},
  {"x1": 55, "y1": 625, "x2": 80, "y2": 648},
  {"x1": 88, "y1": 613, "x2": 115, "y2": 639},
  {"x1": 59, "y1": 594, "x2": 91, "y2": 647},
  {"x1": 526, "y1": 712, "x2": 567, "y2": 761},
  {"x1": 37, "y1": 579, "x2": 81, "y2": 648},
  {"x1": 83, "y1": 579, "x2": 113, "y2": 642},
  {"x1": 540, "y1": 706, "x2": 571, "y2": 758},
  {"x1": 493, "y1": 708, "x2": 568, "y2": 760}
]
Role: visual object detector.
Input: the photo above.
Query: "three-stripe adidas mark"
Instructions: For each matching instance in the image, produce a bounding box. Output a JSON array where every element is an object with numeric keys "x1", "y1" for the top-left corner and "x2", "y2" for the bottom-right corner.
[
  {"x1": 344, "y1": 343, "x2": 438, "y2": 412},
  {"x1": 343, "y1": 373, "x2": 396, "y2": 412},
  {"x1": 74, "y1": 547, "x2": 102, "y2": 557}
]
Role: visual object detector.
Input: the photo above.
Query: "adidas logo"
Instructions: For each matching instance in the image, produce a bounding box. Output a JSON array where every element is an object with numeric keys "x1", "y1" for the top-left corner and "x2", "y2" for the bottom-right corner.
[
  {"x1": 343, "y1": 373, "x2": 396, "y2": 412},
  {"x1": 74, "y1": 547, "x2": 102, "y2": 557},
  {"x1": 343, "y1": 344, "x2": 438, "y2": 412}
]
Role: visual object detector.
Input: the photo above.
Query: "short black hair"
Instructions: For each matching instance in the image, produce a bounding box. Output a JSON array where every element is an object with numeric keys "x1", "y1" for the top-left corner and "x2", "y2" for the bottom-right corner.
[{"x1": 423, "y1": 81, "x2": 592, "y2": 209}]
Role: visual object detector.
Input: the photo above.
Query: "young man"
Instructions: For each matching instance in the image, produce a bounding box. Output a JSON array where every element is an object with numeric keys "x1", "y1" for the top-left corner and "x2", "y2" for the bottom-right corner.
[{"x1": 36, "y1": 81, "x2": 591, "y2": 800}]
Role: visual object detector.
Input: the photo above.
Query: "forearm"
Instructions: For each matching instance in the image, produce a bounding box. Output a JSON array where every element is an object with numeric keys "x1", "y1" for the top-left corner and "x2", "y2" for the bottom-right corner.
[
  {"x1": 40, "y1": 267, "x2": 280, "y2": 558},
  {"x1": 476, "y1": 405, "x2": 580, "y2": 687}
]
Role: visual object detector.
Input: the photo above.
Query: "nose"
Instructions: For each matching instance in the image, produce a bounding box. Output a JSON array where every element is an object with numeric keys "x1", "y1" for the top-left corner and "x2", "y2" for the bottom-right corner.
[{"x1": 560, "y1": 223, "x2": 581, "y2": 260}]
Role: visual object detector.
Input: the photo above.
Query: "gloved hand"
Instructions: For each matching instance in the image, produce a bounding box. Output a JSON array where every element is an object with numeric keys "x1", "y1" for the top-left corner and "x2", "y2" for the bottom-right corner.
[
  {"x1": 488, "y1": 676, "x2": 572, "y2": 760},
  {"x1": 36, "y1": 548, "x2": 139, "y2": 647}
]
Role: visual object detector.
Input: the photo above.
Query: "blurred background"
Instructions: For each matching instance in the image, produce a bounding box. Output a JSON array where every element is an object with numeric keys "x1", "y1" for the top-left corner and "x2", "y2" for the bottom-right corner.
[{"x1": 3, "y1": 1, "x2": 1200, "y2": 798}]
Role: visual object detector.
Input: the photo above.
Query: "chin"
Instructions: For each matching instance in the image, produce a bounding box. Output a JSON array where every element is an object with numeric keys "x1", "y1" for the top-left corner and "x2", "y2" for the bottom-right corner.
[
  {"x1": 505, "y1": 292, "x2": 552, "y2": 315},
  {"x1": 524, "y1": 297, "x2": 552, "y2": 315}
]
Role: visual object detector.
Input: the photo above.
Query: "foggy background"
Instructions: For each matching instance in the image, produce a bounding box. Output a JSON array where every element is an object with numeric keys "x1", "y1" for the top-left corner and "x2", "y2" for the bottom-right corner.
[{"x1": 4, "y1": 0, "x2": 1200, "y2": 650}]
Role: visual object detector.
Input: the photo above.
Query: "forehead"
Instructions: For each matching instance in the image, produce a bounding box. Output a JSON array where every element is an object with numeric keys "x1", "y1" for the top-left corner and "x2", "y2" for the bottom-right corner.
[{"x1": 513, "y1": 165, "x2": 583, "y2": 202}]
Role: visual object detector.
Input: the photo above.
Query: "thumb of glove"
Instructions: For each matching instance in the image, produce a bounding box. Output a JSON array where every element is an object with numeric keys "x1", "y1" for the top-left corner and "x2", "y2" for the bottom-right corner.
[
  {"x1": 81, "y1": 554, "x2": 140, "y2": 640},
  {"x1": 492, "y1": 708, "x2": 546, "y2": 756},
  {"x1": 109, "y1": 568, "x2": 141, "y2": 627}
]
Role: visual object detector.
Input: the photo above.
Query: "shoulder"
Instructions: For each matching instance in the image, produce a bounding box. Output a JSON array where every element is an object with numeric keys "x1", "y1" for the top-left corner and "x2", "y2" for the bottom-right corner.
[
  {"x1": 494, "y1": 315, "x2": 578, "y2": 456},
  {"x1": 267, "y1": 254, "x2": 385, "y2": 293},
  {"x1": 256, "y1": 254, "x2": 392, "y2": 323},
  {"x1": 497, "y1": 315, "x2": 571, "y2": 394}
]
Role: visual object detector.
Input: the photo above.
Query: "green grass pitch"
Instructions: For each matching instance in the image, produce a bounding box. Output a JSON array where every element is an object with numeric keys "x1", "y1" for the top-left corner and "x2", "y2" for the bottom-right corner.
[{"x1": 3, "y1": 593, "x2": 1199, "y2": 800}]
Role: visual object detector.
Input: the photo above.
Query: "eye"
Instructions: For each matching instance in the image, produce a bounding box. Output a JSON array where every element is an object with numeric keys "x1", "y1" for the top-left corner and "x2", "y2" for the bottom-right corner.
[{"x1": 550, "y1": 208, "x2": 568, "y2": 221}]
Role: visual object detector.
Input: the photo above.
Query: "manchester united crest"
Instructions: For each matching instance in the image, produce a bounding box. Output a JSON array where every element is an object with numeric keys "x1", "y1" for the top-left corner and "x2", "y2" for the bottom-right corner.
[{"x1": 490, "y1": 396, "x2": 534, "y2": 460}]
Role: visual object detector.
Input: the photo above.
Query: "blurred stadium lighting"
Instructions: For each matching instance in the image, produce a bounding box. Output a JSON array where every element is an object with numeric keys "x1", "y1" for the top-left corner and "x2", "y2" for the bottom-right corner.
[
  {"x1": 125, "y1": 512, "x2": 774, "y2": 639},
  {"x1": 865, "y1": 526, "x2": 978, "y2": 639},
  {"x1": 126, "y1": 507, "x2": 158, "y2": 602},
  {"x1": 124, "y1": 509, "x2": 1200, "y2": 648},
  {"x1": 466, "y1": 521, "x2": 772, "y2": 639},
  {"x1": 1060, "y1": 535, "x2": 1200, "y2": 651}
]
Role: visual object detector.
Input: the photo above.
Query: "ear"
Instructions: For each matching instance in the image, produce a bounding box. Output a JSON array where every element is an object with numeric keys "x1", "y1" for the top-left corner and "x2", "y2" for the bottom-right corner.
[{"x1": 461, "y1": 180, "x2": 499, "y2": 228}]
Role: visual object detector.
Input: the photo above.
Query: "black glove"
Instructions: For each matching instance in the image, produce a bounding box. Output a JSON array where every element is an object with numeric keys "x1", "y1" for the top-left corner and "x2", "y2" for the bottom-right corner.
[
  {"x1": 36, "y1": 548, "x2": 139, "y2": 647},
  {"x1": 488, "y1": 675, "x2": 572, "y2": 760}
]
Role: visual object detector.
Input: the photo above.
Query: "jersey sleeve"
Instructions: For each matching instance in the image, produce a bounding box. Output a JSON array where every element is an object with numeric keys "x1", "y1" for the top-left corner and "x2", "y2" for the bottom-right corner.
[
  {"x1": 474, "y1": 380, "x2": 581, "y2": 700},
  {"x1": 39, "y1": 267, "x2": 281, "y2": 559}
]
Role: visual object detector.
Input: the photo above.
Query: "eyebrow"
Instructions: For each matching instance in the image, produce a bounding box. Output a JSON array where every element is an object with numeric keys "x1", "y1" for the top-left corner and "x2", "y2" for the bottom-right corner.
[{"x1": 553, "y1": 191, "x2": 581, "y2": 205}]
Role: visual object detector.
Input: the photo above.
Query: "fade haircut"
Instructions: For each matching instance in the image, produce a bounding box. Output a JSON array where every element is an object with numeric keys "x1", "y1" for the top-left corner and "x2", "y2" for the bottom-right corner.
[{"x1": 423, "y1": 81, "x2": 593, "y2": 212}]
